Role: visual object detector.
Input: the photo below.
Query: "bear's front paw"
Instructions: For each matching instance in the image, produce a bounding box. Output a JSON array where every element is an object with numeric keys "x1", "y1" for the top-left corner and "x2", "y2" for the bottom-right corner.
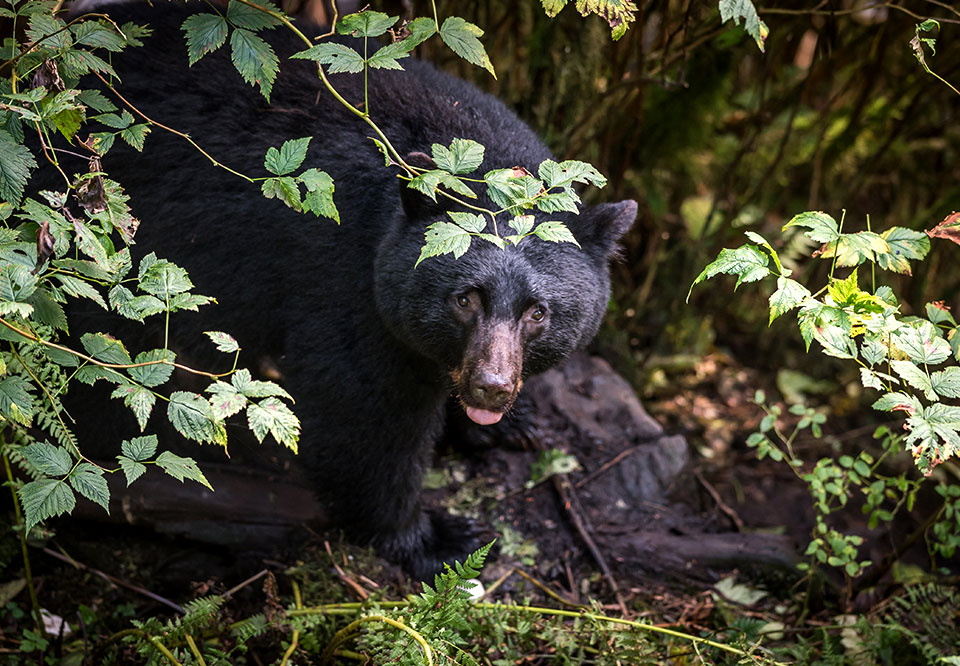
[{"x1": 384, "y1": 512, "x2": 494, "y2": 582}]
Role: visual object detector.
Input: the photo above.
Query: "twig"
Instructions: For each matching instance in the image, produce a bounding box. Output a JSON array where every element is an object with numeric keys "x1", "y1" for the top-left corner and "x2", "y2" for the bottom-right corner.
[
  {"x1": 324, "y1": 541, "x2": 369, "y2": 600},
  {"x1": 515, "y1": 569, "x2": 584, "y2": 609},
  {"x1": 693, "y1": 469, "x2": 744, "y2": 532},
  {"x1": 41, "y1": 546, "x2": 185, "y2": 614},
  {"x1": 223, "y1": 569, "x2": 270, "y2": 600},
  {"x1": 574, "y1": 446, "x2": 638, "y2": 489}
]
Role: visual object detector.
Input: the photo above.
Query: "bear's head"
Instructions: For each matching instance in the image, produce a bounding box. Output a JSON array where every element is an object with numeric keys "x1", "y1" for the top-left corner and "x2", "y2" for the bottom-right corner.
[{"x1": 374, "y1": 171, "x2": 637, "y2": 425}]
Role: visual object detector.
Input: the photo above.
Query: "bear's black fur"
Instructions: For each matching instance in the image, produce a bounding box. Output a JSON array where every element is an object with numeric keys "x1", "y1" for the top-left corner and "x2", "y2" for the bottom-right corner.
[{"x1": 70, "y1": 4, "x2": 637, "y2": 578}]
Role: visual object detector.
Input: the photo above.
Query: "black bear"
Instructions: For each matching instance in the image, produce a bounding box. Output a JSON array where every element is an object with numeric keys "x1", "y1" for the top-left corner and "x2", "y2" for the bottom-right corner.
[{"x1": 72, "y1": 4, "x2": 637, "y2": 579}]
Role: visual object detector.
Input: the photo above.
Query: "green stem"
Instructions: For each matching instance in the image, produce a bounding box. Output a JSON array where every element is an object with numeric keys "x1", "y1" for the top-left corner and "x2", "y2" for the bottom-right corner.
[
  {"x1": 363, "y1": 34, "x2": 368, "y2": 117},
  {"x1": 866, "y1": 214, "x2": 876, "y2": 293},
  {"x1": 321, "y1": 615, "x2": 433, "y2": 666},
  {"x1": 431, "y1": 0, "x2": 440, "y2": 32},
  {"x1": 2, "y1": 449, "x2": 44, "y2": 635},
  {"x1": 829, "y1": 209, "x2": 846, "y2": 280}
]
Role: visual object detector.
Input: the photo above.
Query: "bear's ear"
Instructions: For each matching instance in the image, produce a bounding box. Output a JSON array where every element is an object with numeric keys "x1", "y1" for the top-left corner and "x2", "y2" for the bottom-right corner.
[
  {"x1": 399, "y1": 151, "x2": 443, "y2": 221},
  {"x1": 572, "y1": 199, "x2": 638, "y2": 260}
]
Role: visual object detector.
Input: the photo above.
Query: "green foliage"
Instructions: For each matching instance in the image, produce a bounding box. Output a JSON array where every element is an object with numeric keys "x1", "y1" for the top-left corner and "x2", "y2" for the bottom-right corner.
[
  {"x1": 539, "y1": 0, "x2": 638, "y2": 41},
  {"x1": 718, "y1": 0, "x2": 768, "y2": 52}
]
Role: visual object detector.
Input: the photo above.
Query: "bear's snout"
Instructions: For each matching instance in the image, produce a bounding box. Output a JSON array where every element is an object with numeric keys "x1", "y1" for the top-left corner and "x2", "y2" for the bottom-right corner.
[{"x1": 456, "y1": 320, "x2": 524, "y2": 424}]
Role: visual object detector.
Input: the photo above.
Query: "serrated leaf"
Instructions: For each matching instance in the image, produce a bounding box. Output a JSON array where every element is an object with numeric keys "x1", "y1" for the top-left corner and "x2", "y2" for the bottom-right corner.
[
  {"x1": 534, "y1": 221, "x2": 580, "y2": 247},
  {"x1": 367, "y1": 41, "x2": 408, "y2": 70},
  {"x1": 81, "y1": 332, "x2": 131, "y2": 364},
  {"x1": 718, "y1": 0, "x2": 768, "y2": 51},
  {"x1": 535, "y1": 190, "x2": 580, "y2": 214},
  {"x1": 0, "y1": 129, "x2": 37, "y2": 206},
  {"x1": 290, "y1": 42, "x2": 364, "y2": 73},
  {"x1": 687, "y1": 244, "x2": 770, "y2": 300},
  {"x1": 247, "y1": 397, "x2": 300, "y2": 452},
  {"x1": 129, "y1": 349, "x2": 175, "y2": 387},
  {"x1": 18, "y1": 479, "x2": 75, "y2": 532},
  {"x1": 121, "y1": 434, "x2": 157, "y2": 462},
  {"x1": 439, "y1": 16, "x2": 495, "y2": 78},
  {"x1": 205, "y1": 331, "x2": 240, "y2": 353},
  {"x1": 111, "y1": 383, "x2": 155, "y2": 430},
  {"x1": 26, "y1": 289, "x2": 66, "y2": 331},
  {"x1": 431, "y1": 138, "x2": 484, "y2": 175},
  {"x1": 69, "y1": 463, "x2": 109, "y2": 512},
  {"x1": 416, "y1": 221, "x2": 472, "y2": 267},
  {"x1": 336, "y1": 10, "x2": 397, "y2": 38},
  {"x1": 815, "y1": 231, "x2": 890, "y2": 267},
  {"x1": 181, "y1": 13, "x2": 229, "y2": 65},
  {"x1": 226, "y1": 0, "x2": 282, "y2": 30},
  {"x1": 813, "y1": 323, "x2": 858, "y2": 360},
  {"x1": 873, "y1": 391, "x2": 921, "y2": 414},
  {"x1": 861, "y1": 335, "x2": 887, "y2": 367},
  {"x1": 299, "y1": 168, "x2": 339, "y2": 222},
  {"x1": 261, "y1": 176, "x2": 301, "y2": 211},
  {"x1": 890, "y1": 360, "x2": 936, "y2": 401},
  {"x1": 231, "y1": 368, "x2": 292, "y2": 400},
  {"x1": 156, "y1": 451, "x2": 213, "y2": 490},
  {"x1": 167, "y1": 391, "x2": 227, "y2": 446},
  {"x1": 860, "y1": 367, "x2": 887, "y2": 391},
  {"x1": 925, "y1": 302, "x2": 956, "y2": 327},
  {"x1": 57, "y1": 275, "x2": 107, "y2": 309},
  {"x1": 21, "y1": 442, "x2": 71, "y2": 476},
  {"x1": 0, "y1": 262, "x2": 37, "y2": 303},
  {"x1": 537, "y1": 159, "x2": 606, "y2": 189},
  {"x1": 117, "y1": 456, "x2": 147, "y2": 486},
  {"x1": 408, "y1": 170, "x2": 477, "y2": 201},
  {"x1": 71, "y1": 219, "x2": 110, "y2": 268},
  {"x1": 875, "y1": 227, "x2": 930, "y2": 275},
  {"x1": 893, "y1": 322, "x2": 951, "y2": 365},
  {"x1": 447, "y1": 211, "x2": 486, "y2": 233},
  {"x1": 768, "y1": 277, "x2": 810, "y2": 324},
  {"x1": 120, "y1": 124, "x2": 150, "y2": 152},
  {"x1": 207, "y1": 382, "x2": 248, "y2": 419},
  {"x1": 508, "y1": 215, "x2": 534, "y2": 235},
  {"x1": 396, "y1": 17, "x2": 437, "y2": 50},
  {"x1": 230, "y1": 28, "x2": 278, "y2": 100},
  {"x1": 139, "y1": 259, "x2": 193, "y2": 298},
  {"x1": 168, "y1": 292, "x2": 213, "y2": 313},
  {"x1": 783, "y1": 211, "x2": 839, "y2": 244},
  {"x1": 70, "y1": 20, "x2": 126, "y2": 51},
  {"x1": 76, "y1": 89, "x2": 116, "y2": 113},
  {"x1": 484, "y1": 168, "x2": 542, "y2": 211},
  {"x1": 931, "y1": 366, "x2": 960, "y2": 398},
  {"x1": 264, "y1": 136, "x2": 311, "y2": 176}
]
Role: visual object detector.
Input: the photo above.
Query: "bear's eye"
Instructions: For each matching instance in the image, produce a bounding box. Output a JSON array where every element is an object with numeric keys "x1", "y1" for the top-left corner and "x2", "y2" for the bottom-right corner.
[
  {"x1": 457, "y1": 294, "x2": 471, "y2": 308},
  {"x1": 530, "y1": 306, "x2": 546, "y2": 322}
]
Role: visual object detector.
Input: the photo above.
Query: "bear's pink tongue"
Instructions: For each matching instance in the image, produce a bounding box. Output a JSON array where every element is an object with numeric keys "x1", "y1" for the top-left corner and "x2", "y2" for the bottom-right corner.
[{"x1": 466, "y1": 407, "x2": 503, "y2": 425}]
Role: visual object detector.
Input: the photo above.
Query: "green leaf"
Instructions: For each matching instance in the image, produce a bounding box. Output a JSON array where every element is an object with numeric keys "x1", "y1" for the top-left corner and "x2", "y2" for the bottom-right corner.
[
  {"x1": 925, "y1": 302, "x2": 956, "y2": 327},
  {"x1": 931, "y1": 367, "x2": 960, "y2": 398},
  {"x1": 204, "y1": 331, "x2": 240, "y2": 353},
  {"x1": 68, "y1": 463, "x2": 109, "y2": 513},
  {"x1": 167, "y1": 391, "x2": 227, "y2": 446},
  {"x1": 26, "y1": 289, "x2": 66, "y2": 331},
  {"x1": 890, "y1": 360, "x2": 936, "y2": 401},
  {"x1": 18, "y1": 479, "x2": 75, "y2": 532},
  {"x1": 261, "y1": 176, "x2": 301, "y2": 211},
  {"x1": 537, "y1": 159, "x2": 606, "y2": 189},
  {"x1": 26, "y1": 13, "x2": 71, "y2": 51},
  {"x1": 181, "y1": 13, "x2": 229, "y2": 65},
  {"x1": 246, "y1": 397, "x2": 300, "y2": 452},
  {"x1": 81, "y1": 332, "x2": 131, "y2": 364},
  {"x1": 415, "y1": 222, "x2": 472, "y2": 267},
  {"x1": 439, "y1": 17, "x2": 495, "y2": 78},
  {"x1": 431, "y1": 138, "x2": 484, "y2": 175},
  {"x1": 893, "y1": 322, "x2": 951, "y2": 365},
  {"x1": 813, "y1": 324, "x2": 858, "y2": 360},
  {"x1": 230, "y1": 28, "x2": 279, "y2": 100},
  {"x1": 873, "y1": 391, "x2": 921, "y2": 414},
  {"x1": 782, "y1": 211, "x2": 839, "y2": 244},
  {"x1": 207, "y1": 382, "x2": 248, "y2": 419},
  {"x1": 687, "y1": 244, "x2": 770, "y2": 301},
  {"x1": 0, "y1": 129, "x2": 37, "y2": 206},
  {"x1": 447, "y1": 211, "x2": 486, "y2": 233},
  {"x1": 77, "y1": 89, "x2": 116, "y2": 113},
  {"x1": 226, "y1": 0, "x2": 282, "y2": 31},
  {"x1": 861, "y1": 335, "x2": 887, "y2": 367},
  {"x1": 70, "y1": 20, "x2": 126, "y2": 51},
  {"x1": 121, "y1": 435, "x2": 158, "y2": 461},
  {"x1": 336, "y1": 10, "x2": 397, "y2": 38},
  {"x1": 408, "y1": 170, "x2": 477, "y2": 201},
  {"x1": 139, "y1": 259, "x2": 194, "y2": 298},
  {"x1": 129, "y1": 349, "x2": 175, "y2": 387},
  {"x1": 57, "y1": 275, "x2": 107, "y2": 309},
  {"x1": 117, "y1": 456, "x2": 147, "y2": 486},
  {"x1": 0, "y1": 262, "x2": 37, "y2": 303},
  {"x1": 718, "y1": 0, "x2": 768, "y2": 52},
  {"x1": 396, "y1": 17, "x2": 437, "y2": 50},
  {"x1": 230, "y1": 368, "x2": 293, "y2": 400},
  {"x1": 860, "y1": 367, "x2": 896, "y2": 392},
  {"x1": 875, "y1": 227, "x2": 930, "y2": 275},
  {"x1": 484, "y1": 168, "x2": 543, "y2": 211},
  {"x1": 815, "y1": 231, "x2": 889, "y2": 267},
  {"x1": 367, "y1": 41, "x2": 408, "y2": 70},
  {"x1": 533, "y1": 221, "x2": 580, "y2": 247},
  {"x1": 71, "y1": 220, "x2": 110, "y2": 268},
  {"x1": 112, "y1": 383, "x2": 156, "y2": 430},
  {"x1": 290, "y1": 43, "x2": 364, "y2": 74},
  {"x1": 768, "y1": 277, "x2": 810, "y2": 324},
  {"x1": 21, "y1": 442, "x2": 71, "y2": 477},
  {"x1": 508, "y1": 215, "x2": 534, "y2": 236},
  {"x1": 535, "y1": 190, "x2": 580, "y2": 214},
  {"x1": 264, "y1": 137, "x2": 311, "y2": 176},
  {"x1": 120, "y1": 124, "x2": 150, "y2": 152},
  {"x1": 298, "y1": 169, "x2": 339, "y2": 222},
  {"x1": 156, "y1": 451, "x2": 213, "y2": 490}
]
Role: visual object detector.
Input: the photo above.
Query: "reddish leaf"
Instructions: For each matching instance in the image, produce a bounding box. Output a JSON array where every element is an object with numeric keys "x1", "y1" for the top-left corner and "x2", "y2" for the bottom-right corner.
[{"x1": 925, "y1": 211, "x2": 960, "y2": 246}]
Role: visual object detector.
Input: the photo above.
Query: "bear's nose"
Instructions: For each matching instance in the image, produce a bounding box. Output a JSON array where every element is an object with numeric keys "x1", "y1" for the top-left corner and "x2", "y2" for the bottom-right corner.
[{"x1": 472, "y1": 372, "x2": 513, "y2": 407}]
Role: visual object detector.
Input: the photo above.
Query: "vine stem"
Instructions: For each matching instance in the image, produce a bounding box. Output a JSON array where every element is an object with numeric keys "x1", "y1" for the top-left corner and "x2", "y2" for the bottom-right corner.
[
  {"x1": 291, "y1": 602, "x2": 780, "y2": 662},
  {"x1": 279, "y1": 581, "x2": 302, "y2": 666},
  {"x1": 2, "y1": 449, "x2": 44, "y2": 635},
  {"x1": 0, "y1": 317, "x2": 234, "y2": 380}
]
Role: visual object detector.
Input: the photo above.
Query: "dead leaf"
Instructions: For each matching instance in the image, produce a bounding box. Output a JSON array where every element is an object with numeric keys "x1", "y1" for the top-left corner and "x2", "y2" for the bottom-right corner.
[{"x1": 925, "y1": 211, "x2": 960, "y2": 246}]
